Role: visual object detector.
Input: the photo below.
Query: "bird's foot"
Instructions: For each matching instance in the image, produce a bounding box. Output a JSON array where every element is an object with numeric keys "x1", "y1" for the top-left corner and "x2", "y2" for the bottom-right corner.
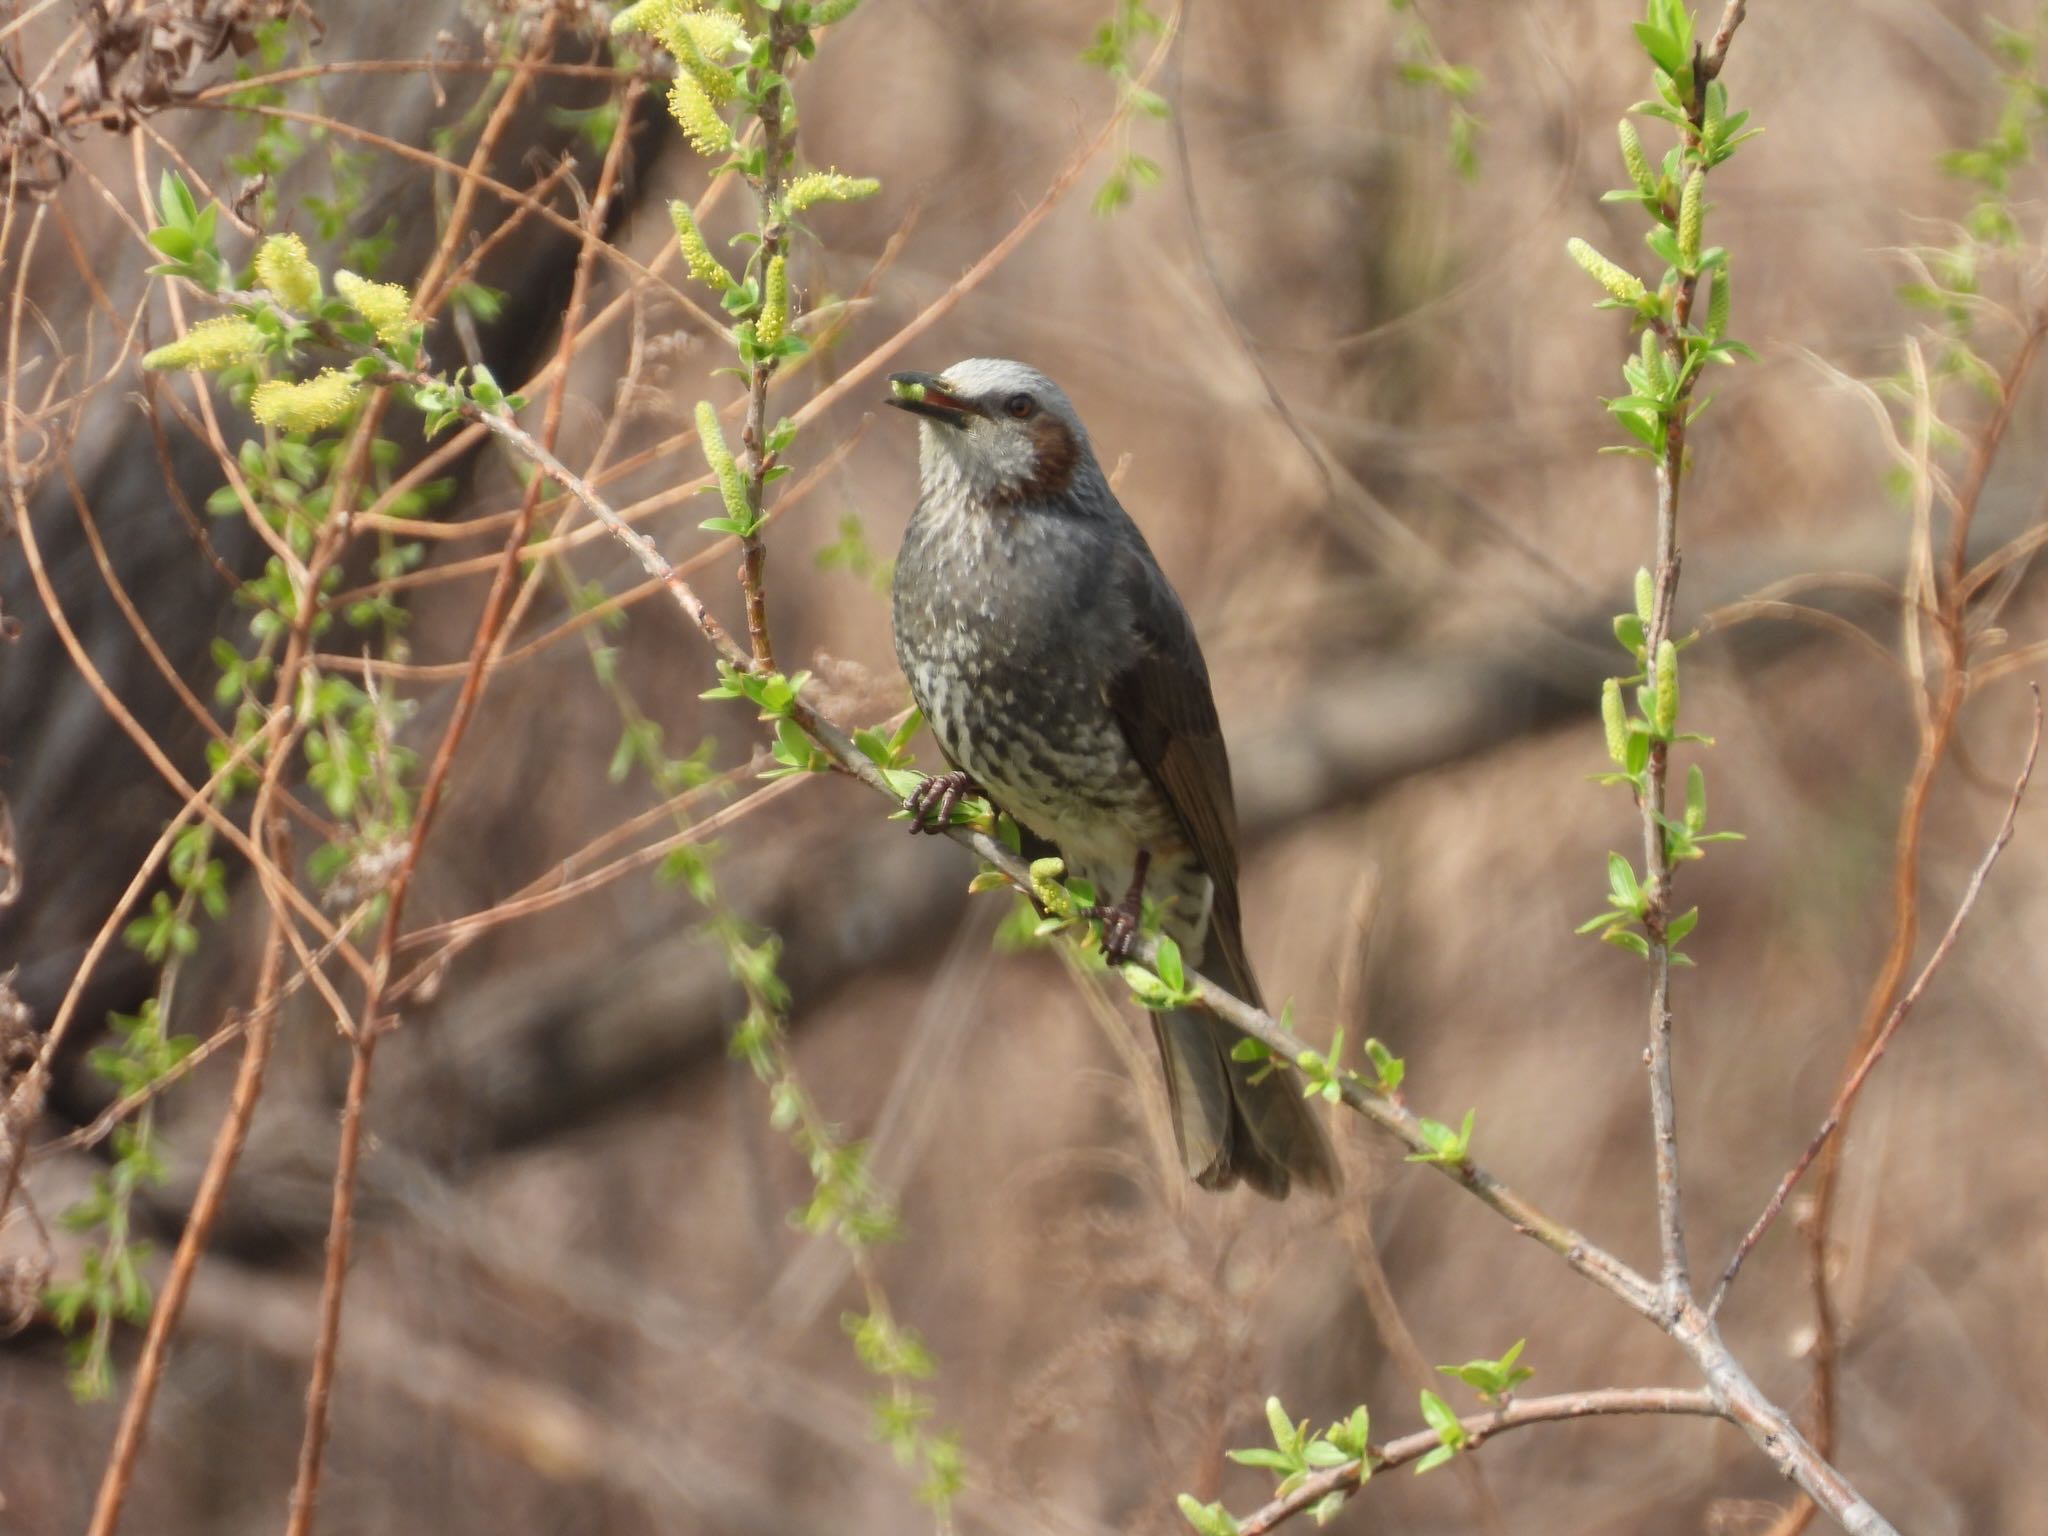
[
  {"x1": 903, "y1": 769, "x2": 982, "y2": 834},
  {"x1": 1087, "y1": 850, "x2": 1152, "y2": 966},
  {"x1": 1089, "y1": 896, "x2": 1143, "y2": 965}
]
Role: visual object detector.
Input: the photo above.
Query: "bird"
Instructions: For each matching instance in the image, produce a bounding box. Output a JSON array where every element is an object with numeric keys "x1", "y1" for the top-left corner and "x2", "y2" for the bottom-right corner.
[{"x1": 884, "y1": 357, "x2": 1338, "y2": 1198}]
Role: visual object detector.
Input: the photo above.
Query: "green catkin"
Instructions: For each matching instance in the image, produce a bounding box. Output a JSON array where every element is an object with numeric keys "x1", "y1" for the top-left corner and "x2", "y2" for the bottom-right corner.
[
  {"x1": 1602, "y1": 678, "x2": 1630, "y2": 765},
  {"x1": 1677, "y1": 169, "x2": 1704, "y2": 269},
  {"x1": 1618, "y1": 120, "x2": 1655, "y2": 195},
  {"x1": 1567, "y1": 238, "x2": 1648, "y2": 306},
  {"x1": 1706, "y1": 264, "x2": 1730, "y2": 338},
  {"x1": 1654, "y1": 640, "x2": 1679, "y2": 736}
]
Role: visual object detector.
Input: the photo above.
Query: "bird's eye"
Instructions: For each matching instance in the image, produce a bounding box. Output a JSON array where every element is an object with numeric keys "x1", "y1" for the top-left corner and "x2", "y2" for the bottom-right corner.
[{"x1": 1004, "y1": 392, "x2": 1036, "y2": 420}]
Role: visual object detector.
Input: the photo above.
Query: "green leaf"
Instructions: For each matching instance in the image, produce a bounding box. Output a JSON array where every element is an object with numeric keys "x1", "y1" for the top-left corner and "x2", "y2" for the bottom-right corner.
[
  {"x1": 1326, "y1": 1404, "x2": 1371, "y2": 1460},
  {"x1": 1154, "y1": 935, "x2": 1185, "y2": 992},
  {"x1": 1418, "y1": 1388, "x2": 1467, "y2": 1449},
  {"x1": 1365, "y1": 1037, "x2": 1404, "y2": 1093},
  {"x1": 1437, "y1": 1338, "x2": 1534, "y2": 1400},
  {"x1": 1606, "y1": 852, "x2": 1644, "y2": 913},
  {"x1": 1175, "y1": 1495, "x2": 1240, "y2": 1536}
]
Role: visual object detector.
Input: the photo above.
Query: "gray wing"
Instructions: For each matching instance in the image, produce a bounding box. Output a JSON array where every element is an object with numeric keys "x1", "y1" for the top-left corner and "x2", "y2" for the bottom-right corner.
[
  {"x1": 1105, "y1": 543, "x2": 1340, "y2": 1197},
  {"x1": 1102, "y1": 545, "x2": 1257, "y2": 1000}
]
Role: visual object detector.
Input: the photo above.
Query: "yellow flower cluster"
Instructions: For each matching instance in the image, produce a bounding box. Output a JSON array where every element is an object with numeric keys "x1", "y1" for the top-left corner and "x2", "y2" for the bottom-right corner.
[
  {"x1": 695, "y1": 400, "x2": 748, "y2": 523},
  {"x1": 142, "y1": 317, "x2": 266, "y2": 372},
  {"x1": 250, "y1": 369, "x2": 361, "y2": 433},
  {"x1": 756, "y1": 255, "x2": 788, "y2": 347},
  {"x1": 785, "y1": 170, "x2": 881, "y2": 213},
  {"x1": 253, "y1": 233, "x2": 320, "y2": 312},
  {"x1": 669, "y1": 200, "x2": 737, "y2": 292},
  {"x1": 335, "y1": 270, "x2": 413, "y2": 347},
  {"x1": 669, "y1": 72, "x2": 735, "y2": 157}
]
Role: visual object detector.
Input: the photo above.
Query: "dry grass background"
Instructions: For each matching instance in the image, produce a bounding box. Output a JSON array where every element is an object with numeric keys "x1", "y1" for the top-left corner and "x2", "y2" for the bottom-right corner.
[{"x1": 4, "y1": 1, "x2": 2048, "y2": 1532}]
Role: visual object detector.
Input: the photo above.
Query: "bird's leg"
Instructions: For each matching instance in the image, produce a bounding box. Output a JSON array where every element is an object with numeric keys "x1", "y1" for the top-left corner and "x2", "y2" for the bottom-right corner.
[
  {"x1": 1089, "y1": 849, "x2": 1151, "y2": 965},
  {"x1": 903, "y1": 769, "x2": 983, "y2": 834}
]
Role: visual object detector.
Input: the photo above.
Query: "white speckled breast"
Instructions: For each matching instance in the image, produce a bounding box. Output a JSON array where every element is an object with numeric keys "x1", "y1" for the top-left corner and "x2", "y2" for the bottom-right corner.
[{"x1": 892, "y1": 474, "x2": 1215, "y2": 956}]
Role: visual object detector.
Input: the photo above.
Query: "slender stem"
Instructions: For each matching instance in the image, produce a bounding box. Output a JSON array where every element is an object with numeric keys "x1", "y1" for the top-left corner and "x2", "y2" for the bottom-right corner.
[
  {"x1": 1235, "y1": 1389, "x2": 1723, "y2": 1535},
  {"x1": 1709, "y1": 687, "x2": 2042, "y2": 1311},
  {"x1": 734, "y1": 5, "x2": 802, "y2": 671},
  {"x1": 1634, "y1": 3, "x2": 1747, "y2": 1319}
]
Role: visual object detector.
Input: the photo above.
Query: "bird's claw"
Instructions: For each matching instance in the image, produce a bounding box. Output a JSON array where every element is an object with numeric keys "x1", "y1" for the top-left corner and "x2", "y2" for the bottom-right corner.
[
  {"x1": 1089, "y1": 898, "x2": 1142, "y2": 965},
  {"x1": 903, "y1": 769, "x2": 981, "y2": 834}
]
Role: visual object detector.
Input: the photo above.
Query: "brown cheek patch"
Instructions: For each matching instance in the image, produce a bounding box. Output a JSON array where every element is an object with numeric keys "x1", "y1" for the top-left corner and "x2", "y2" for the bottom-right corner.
[{"x1": 1016, "y1": 415, "x2": 1080, "y2": 502}]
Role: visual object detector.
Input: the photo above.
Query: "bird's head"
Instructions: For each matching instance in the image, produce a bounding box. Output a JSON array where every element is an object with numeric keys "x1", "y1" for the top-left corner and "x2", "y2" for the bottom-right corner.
[{"x1": 885, "y1": 358, "x2": 1094, "y2": 505}]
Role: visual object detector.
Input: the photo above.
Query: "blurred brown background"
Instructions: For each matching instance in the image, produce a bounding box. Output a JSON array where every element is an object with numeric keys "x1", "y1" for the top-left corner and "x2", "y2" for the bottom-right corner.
[{"x1": 5, "y1": 1, "x2": 2047, "y2": 1533}]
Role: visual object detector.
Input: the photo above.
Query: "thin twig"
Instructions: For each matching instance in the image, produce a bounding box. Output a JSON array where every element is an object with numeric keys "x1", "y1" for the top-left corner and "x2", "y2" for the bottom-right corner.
[
  {"x1": 85, "y1": 823, "x2": 291, "y2": 1536},
  {"x1": 1759, "y1": 297, "x2": 2048, "y2": 1536},
  {"x1": 1233, "y1": 1388, "x2": 1724, "y2": 1535},
  {"x1": 1634, "y1": 0, "x2": 1755, "y2": 1320},
  {"x1": 1709, "y1": 685, "x2": 2042, "y2": 1312}
]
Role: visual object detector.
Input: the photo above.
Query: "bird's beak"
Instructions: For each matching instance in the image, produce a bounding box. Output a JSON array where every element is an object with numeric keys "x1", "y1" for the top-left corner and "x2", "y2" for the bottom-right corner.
[{"x1": 886, "y1": 371, "x2": 980, "y2": 430}]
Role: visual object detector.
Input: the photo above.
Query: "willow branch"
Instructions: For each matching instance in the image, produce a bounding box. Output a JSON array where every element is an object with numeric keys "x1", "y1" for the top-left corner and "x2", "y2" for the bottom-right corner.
[{"x1": 1234, "y1": 1388, "x2": 1723, "y2": 1536}]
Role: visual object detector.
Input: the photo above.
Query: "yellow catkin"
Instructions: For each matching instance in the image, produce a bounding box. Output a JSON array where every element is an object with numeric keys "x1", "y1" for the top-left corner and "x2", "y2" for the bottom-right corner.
[
  {"x1": 674, "y1": 11, "x2": 744, "y2": 100},
  {"x1": 756, "y1": 255, "x2": 788, "y2": 347},
  {"x1": 334, "y1": 271, "x2": 413, "y2": 346},
  {"x1": 785, "y1": 169, "x2": 881, "y2": 212},
  {"x1": 142, "y1": 316, "x2": 266, "y2": 372},
  {"x1": 249, "y1": 369, "x2": 361, "y2": 433},
  {"x1": 669, "y1": 72, "x2": 735, "y2": 156},
  {"x1": 253, "y1": 233, "x2": 320, "y2": 312},
  {"x1": 695, "y1": 400, "x2": 749, "y2": 523},
  {"x1": 610, "y1": 0, "x2": 686, "y2": 44},
  {"x1": 669, "y1": 200, "x2": 737, "y2": 291}
]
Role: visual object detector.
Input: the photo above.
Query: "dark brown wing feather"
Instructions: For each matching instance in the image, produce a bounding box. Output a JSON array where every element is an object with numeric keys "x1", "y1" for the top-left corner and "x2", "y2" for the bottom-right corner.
[
  {"x1": 1105, "y1": 548, "x2": 1338, "y2": 1197},
  {"x1": 1102, "y1": 548, "x2": 1249, "y2": 983}
]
